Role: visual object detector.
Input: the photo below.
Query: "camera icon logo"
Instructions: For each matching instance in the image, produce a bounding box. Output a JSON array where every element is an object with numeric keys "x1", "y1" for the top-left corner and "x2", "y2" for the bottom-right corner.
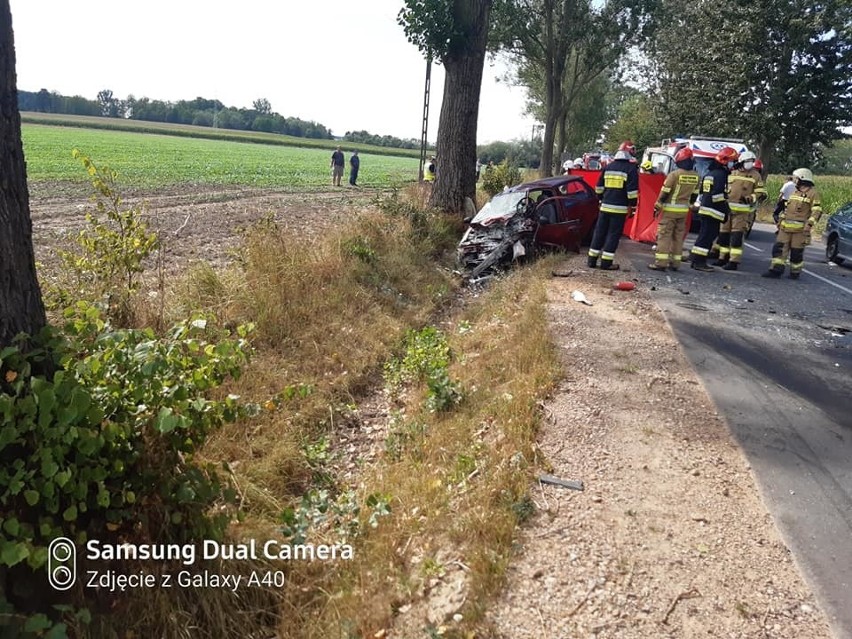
[{"x1": 48, "y1": 537, "x2": 76, "y2": 591}]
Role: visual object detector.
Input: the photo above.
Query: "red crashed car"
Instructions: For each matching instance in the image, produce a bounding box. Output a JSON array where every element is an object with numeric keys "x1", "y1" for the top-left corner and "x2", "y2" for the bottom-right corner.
[{"x1": 458, "y1": 175, "x2": 600, "y2": 278}]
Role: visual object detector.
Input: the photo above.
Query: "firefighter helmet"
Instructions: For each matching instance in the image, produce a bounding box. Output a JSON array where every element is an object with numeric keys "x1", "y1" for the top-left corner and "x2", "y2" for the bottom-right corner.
[
  {"x1": 618, "y1": 140, "x2": 636, "y2": 156},
  {"x1": 714, "y1": 147, "x2": 740, "y2": 165},
  {"x1": 792, "y1": 168, "x2": 814, "y2": 183},
  {"x1": 674, "y1": 147, "x2": 693, "y2": 163},
  {"x1": 739, "y1": 151, "x2": 756, "y2": 165}
]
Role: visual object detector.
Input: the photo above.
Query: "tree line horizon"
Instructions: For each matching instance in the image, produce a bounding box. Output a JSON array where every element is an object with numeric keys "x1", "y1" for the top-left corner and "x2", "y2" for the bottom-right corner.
[{"x1": 17, "y1": 88, "x2": 424, "y2": 151}]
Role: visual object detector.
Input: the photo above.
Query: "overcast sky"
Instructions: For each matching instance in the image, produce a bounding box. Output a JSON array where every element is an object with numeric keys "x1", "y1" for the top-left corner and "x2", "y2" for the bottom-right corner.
[{"x1": 9, "y1": 0, "x2": 537, "y2": 144}]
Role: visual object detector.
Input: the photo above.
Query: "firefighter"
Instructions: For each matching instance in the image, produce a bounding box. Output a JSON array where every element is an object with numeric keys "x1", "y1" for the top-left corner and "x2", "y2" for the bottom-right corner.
[
  {"x1": 648, "y1": 147, "x2": 699, "y2": 271},
  {"x1": 690, "y1": 146, "x2": 739, "y2": 272},
  {"x1": 762, "y1": 168, "x2": 822, "y2": 279},
  {"x1": 587, "y1": 141, "x2": 639, "y2": 270},
  {"x1": 712, "y1": 150, "x2": 767, "y2": 270}
]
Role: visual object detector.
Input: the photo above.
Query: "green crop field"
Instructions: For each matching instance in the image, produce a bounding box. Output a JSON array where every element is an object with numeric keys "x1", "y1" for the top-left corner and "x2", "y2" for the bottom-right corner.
[{"x1": 21, "y1": 123, "x2": 421, "y2": 190}]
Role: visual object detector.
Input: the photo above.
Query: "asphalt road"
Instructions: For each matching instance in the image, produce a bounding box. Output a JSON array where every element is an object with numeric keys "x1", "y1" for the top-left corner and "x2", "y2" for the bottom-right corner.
[{"x1": 619, "y1": 222, "x2": 852, "y2": 639}]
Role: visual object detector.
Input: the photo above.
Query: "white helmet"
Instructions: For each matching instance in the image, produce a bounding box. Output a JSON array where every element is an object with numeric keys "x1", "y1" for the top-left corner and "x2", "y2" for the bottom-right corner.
[
  {"x1": 739, "y1": 151, "x2": 756, "y2": 165},
  {"x1": 573, "y1": 158, "x2": 583, "y2": 167},
  {"x1": 614, "y1": 150, "x2": 631, "y2": 161},
  {"x1": 792, "y1": 167, "x2": 814, "y2": 183}
]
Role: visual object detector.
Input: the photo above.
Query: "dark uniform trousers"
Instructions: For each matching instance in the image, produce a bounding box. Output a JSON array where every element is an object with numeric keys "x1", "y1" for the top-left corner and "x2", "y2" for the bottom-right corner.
[{"x1": 588, "y1": 212, "x2": 628, "y2": 268}]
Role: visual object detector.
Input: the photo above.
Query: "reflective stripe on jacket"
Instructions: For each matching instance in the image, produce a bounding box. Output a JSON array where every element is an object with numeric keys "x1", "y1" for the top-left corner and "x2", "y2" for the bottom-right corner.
[
  {"x1": 728, "y1": 168, "x2": 767, "y2": 214},
  {"x1": 781, "y1": 186, "x2": 822, "y2": 228},
  {"x1": 656, "y1": 168, "x2": 699, "y2": 215},
  {"x1": 697, "y1": 164, "x2": 731, "y2": 221},
  {"x1": 595, "y1": 159, "x2": 638, "y2": 215}
]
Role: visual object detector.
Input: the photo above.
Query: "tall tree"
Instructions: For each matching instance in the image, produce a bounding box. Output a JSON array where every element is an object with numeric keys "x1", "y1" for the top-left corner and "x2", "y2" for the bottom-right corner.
[
  {"x1": 399, "y1": 0, "x2": 493, "y2": 213},
  {"x1": 0, "y1": 0, "x2": 47, "y2": 345},
  {"x1": 649, "y1": 0, "x2": 852, "y2": 170},
  {"x1": 498, "y1": 0, "x2": 657, "y2": 175}
]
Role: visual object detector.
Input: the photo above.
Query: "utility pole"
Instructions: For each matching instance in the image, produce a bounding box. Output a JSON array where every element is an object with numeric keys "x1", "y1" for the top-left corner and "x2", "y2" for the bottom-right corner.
[{"x1": 418, "y1": 57, "x2": 432, "y2": 182}]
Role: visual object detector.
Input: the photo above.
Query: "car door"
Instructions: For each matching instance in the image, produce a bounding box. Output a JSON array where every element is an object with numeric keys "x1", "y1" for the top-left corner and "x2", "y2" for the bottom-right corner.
[
  {"x1": 837, "y1": 207, "x2": 852, "y2": 259},
  {"x1": 534, "y1": 180, "x2": 597, "y2": 250}
]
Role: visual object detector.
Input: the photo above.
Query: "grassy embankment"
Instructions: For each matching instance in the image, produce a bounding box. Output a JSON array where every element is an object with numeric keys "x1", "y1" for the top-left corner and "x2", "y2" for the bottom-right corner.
[{"x1": 25, "y1": 122, "x2": 564, "y2": 638}]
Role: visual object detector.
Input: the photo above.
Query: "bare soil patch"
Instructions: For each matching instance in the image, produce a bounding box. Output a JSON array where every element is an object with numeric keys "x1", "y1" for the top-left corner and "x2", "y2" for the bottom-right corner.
[{"x1": 30, "y1": 184, "x2": 378, "y2": 274}]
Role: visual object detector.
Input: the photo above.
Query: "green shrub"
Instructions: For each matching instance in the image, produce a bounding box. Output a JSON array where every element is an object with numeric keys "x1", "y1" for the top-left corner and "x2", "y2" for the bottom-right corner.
[
  {"x1": 0, "y1": 304, "x2": 256, "y2": 632},
  {"x1": 481, "y1": 161, "x2": 522, "y2": 197},
  {"x1": 50, "y1": 150, "x2": 159, "y2": 325},
  {"x1": 384, "y1": 326, "x2": 463, "y2": 412}
]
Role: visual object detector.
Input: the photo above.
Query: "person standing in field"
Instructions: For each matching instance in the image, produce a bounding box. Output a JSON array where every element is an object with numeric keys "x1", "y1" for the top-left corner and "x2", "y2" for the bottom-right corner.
[
  {"x1": 349, "y1": 151, "x2": 360, "y2": 187},
  {"x1": 648, "y1": 147, "x2": 699, "y2": 271},
  {"x1": 424, "y1": 156, "x2": 437, "y2": 183},
  {"x1": 330, "y1": 146, "x2": 345, "y2": 187},
  {"x1": 762, "y1": 168, "x2": 822, "y2": 280}
]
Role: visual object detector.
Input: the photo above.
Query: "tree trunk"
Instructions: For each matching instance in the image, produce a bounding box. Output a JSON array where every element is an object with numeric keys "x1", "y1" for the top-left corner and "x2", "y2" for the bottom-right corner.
[
  {"x1": 0, "y1": 1, "x2": 46, "y2": 346},
  {"x1": 429, "y1": 0, "x2": 491, "y2": 214},
  {"x1": 555, "y1": 109, "x2": 568, "y2": 171}
]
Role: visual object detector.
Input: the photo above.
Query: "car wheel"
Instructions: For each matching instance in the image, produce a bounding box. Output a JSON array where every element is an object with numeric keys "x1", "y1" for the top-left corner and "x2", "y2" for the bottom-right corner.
[{"x1": 826, "y1": 235, "x2": 845, "y2": 264}]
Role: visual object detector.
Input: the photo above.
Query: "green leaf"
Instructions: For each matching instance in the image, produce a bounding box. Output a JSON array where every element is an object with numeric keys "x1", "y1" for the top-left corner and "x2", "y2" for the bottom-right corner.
[
  {"x1": 62, "y1": 505, "x2": 78, "y2": 521},
  {"x1": 24, "y1": 490, "x2": 40, "y2": 506},
  {"x1": 154, "y1": 407, "x2": 181, "y2": 433},
  {"x1": 54, "y1": 470, "x2": 71, "y2": 487},
  {"x1": 42, "y1": 458, "x2": 59, "y2": 479},
  {"x1": 3, "y1": 518, "x2": 20, "y2": 537},
  {"x1": 23, "y1": 614, "x2": 52, "y2": 632},
  {"x1": 45, "y1": 622, "x2": 69, "y2": 639},
  {"x1": 0, "y1": 541, "x2": 30, "y2": 566}
]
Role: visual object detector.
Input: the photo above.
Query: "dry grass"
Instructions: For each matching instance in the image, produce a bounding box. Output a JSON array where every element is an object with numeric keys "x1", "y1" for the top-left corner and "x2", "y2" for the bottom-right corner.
[
  {"x1": 288, "y1": 258, "x2": 564, "y2": 638},
  {"x1": 85, "y1": 186, "x2": 564, "y2": 638}
]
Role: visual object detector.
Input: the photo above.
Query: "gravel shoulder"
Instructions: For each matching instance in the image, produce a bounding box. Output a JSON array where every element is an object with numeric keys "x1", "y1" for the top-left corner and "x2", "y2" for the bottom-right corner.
[{"x1": 487, "y1": 252, "x2": 832, "y2": 639}]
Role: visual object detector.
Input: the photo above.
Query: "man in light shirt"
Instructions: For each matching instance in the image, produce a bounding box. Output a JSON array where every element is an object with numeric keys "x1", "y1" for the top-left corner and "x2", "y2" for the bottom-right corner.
[{"x1": 773, "y1": 175, "x2": 797, "y2": 224}]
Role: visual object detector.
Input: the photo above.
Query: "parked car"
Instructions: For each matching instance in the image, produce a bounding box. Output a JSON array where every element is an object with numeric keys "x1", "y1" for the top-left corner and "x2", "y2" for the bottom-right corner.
[
  {"x1": 824, "y1": 202, "x2": 852, "y2": 265},
  {"x1": 458, "y1": 175, "x2": 600, "y2": 278}
]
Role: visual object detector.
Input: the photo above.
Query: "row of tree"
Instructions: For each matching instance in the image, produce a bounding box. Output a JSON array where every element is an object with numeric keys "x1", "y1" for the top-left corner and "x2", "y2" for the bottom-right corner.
[
  {"x1": 19, "y1": 89, "x2": 335, "y2": 139},
  {"x1": 398, "y1": 0, "x2": 851, "y2": 212}
]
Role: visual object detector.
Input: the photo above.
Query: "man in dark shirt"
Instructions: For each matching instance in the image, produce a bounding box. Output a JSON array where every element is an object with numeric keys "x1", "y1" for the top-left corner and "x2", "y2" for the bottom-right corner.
[
  {"x1": 349, "y1": 151, "x2": 360, "y2": 186},
  {"x1": 330, "y1": 147, "x2": 345, "y2": 187}
]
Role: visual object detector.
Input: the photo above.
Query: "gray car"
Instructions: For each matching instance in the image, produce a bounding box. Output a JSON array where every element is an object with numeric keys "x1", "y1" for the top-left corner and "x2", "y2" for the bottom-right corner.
[{"x1": 824, "y1": 202, "x2": 852, "y2": 264}]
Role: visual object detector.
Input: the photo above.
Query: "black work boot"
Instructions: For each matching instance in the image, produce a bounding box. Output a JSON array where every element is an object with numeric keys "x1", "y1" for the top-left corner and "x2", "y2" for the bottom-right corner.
[
  {"x1": 761, "y1": 269, "x2": 782, "y2": 278},
  {"x1": 587, "y1": 257, "x2": 598, "y2": 269},
  {"x1": 600, "y1": 261, "x2": 620, "y2": 271},
  {"x1": 789, "y1": 271, "x2": 800, "y2": 280},
  {"x1": 722, "y1": 261, "x2": 739, "y2": 271},
  {"x1": 712, "y1": 258, "x2": 729, "y2": 267},
  {"x1": 690, "y1": 257, "x2": 714, "y2": 272}
]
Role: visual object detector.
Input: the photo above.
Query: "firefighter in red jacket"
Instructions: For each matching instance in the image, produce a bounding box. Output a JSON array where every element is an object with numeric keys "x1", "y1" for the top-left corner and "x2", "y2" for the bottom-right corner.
[
  {"x1": 762, "y1": 168, "x2": 822, "y2": 279},
  {"x1": 587, "y1": 141, "x2": 639, "y2": 270},
  {"x1": 712, "y1": 150, "x2": 767, "y2": 270},
  {"x1": 648, "y1": 147, "x2": 699, "y2": 271},
  {"x1": 690, "y1": 147, "x2": 739, "y2": 272}
]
